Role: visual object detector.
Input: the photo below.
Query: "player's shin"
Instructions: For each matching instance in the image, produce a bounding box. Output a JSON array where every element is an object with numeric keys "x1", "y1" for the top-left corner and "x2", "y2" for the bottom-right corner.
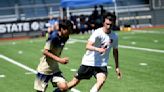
[{"x1": 90, "y1": 84, "x2": 98, "y2": 92}]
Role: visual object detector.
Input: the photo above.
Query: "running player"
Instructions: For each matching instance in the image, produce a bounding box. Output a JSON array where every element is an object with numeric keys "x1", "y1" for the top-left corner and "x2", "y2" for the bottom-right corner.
[
  {"x1": 34, "y1": 20, "x2": 72, "y2": 92},
  {"x1": 67, "y1": 12, "x2": 122, "y2": 92}
]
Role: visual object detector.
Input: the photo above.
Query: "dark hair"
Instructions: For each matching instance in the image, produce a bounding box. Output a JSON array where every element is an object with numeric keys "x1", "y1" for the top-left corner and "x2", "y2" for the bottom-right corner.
[
  {"x1": 59, "y1": 22, "x2": 68, "y2": 30},
  {"x1": 102, "y1": 12, "x2": 113, "y2": 23},
  {"x1": 59, "y1": 20, "x2": 73, "y2": 33}
]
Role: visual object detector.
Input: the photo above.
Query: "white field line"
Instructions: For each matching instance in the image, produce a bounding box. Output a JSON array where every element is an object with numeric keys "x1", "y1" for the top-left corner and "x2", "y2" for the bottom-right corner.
[
  {"x1": 70, "y1": 38, "x2": 164, "y2": 53},
  {"x1": 133, "y1": 30, "x2": 164, "y2": 34},
  {"x1": 0, "y1": 54, "x2": 80, "y2": 92},
  {"x1": 71, "y1": 89, "x2": 81, "y2": 92},
  {"x1": 0, "y1": 54, "x2": 37, "y2": 74},
  {"x1": 119, "y1": 45, "x2": 164, "y2": 53},
  {"x1": 0, "y1": 75, "x2": 5, "y2": 78}
]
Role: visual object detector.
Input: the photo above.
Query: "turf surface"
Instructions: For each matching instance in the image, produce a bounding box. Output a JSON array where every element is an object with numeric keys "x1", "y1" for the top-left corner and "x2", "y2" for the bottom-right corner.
[{"x1": 0, "y1": 29, "x2": 164, "y2": 92}]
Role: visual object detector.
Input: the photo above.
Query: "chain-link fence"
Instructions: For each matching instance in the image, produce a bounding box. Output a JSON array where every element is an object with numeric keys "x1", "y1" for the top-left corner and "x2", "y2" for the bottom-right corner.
[{"x1": 0, "y1": 3, "x2": 60, "y2": 22}]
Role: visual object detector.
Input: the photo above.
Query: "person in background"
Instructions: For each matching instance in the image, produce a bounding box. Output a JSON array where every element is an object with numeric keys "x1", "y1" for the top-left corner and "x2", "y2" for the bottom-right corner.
[
  {"x1": 46, "y1": 15, "x2": 59, "y2": 37},
  {"x1": 99, "y1": 5, "x2": 106, "y2": 16}
]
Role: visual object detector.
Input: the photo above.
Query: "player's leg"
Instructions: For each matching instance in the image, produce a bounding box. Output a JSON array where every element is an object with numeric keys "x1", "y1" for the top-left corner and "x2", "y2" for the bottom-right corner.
[
  {"x1": 90, "y1": 67, "x2": 107, "y2": 92},
  {"x1": 67, "y1": 77, "x2": 80, "y2": 89},
  {"x1": 52, "y1": 72, "x2": 68, "y2": 92},
  {"x1": 53, "y1": 80, "x2": 68, "y2": 92},
  {"x1": 68, "y1": 65, "x2": 93, "y2": 89},
  {"x1": 90, "y1": 73, "x2": 107, "y2": 92},
  {"x1": 34, "y1": 73, "x2": 51, "y2": 92}
]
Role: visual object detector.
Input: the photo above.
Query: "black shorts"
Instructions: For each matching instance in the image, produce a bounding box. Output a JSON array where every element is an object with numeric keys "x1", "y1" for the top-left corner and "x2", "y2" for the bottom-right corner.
[{"x1": 75, "y1": 65, "x2": 108, "y2": 80}]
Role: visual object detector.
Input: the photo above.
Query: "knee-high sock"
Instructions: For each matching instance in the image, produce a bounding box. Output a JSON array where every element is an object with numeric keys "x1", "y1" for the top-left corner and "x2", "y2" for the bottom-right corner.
[{"x1": 53, "y1": 88, "x2": 61, "y2": 92}]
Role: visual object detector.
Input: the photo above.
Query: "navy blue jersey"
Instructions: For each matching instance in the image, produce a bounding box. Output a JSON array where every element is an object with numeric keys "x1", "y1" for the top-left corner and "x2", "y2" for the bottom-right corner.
[
  {"x1": 45, "y1": 31, "x2": 69, "y2": 56},
  {"x1": 38, "y1": 31, "x2": 69, "y2": 75}
]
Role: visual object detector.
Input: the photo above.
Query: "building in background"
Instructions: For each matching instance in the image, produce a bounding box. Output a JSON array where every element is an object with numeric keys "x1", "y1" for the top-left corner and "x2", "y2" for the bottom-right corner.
[{"x1": 0, "y1": 0, "x2": 164, "y2": 38}]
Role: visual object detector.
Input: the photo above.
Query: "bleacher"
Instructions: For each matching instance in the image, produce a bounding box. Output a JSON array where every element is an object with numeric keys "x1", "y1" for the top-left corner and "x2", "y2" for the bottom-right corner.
[
  {"x1": 0, "y1": 0, "x2": 60, "y2": 21},
  {"x1": 2, "y1": 0, "x2": 164, "y2": 38},
  {"x1": 0, "y1": 0, "x2": 149, "y2": 22}
]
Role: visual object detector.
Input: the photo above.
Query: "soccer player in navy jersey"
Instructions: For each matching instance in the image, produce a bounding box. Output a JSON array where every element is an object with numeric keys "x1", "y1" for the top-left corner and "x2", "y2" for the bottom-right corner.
[{"x1": 34, "y1": 20, "x2": 72, "y2": 92}]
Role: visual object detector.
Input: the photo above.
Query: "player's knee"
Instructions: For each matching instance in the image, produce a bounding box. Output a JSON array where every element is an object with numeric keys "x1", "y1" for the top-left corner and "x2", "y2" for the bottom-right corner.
[
  {"x1": 58, "y1": 84, "x2": 68, "y2": 91},
  {"x1": 97, "y1": 74, "x2": 106, "y2": 83},
  {"x1": 97, "y1": 79, "x2": 106, "y2": 85}
]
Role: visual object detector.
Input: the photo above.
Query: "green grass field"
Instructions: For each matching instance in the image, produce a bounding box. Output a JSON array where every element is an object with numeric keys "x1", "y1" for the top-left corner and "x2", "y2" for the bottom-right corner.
[{"x1": 0, "y1": 28, "x2": 164, "y2": 92}]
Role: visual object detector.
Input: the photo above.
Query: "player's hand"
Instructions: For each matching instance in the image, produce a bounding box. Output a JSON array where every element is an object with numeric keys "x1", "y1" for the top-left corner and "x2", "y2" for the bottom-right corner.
[
  {"x1": 59, "y1": 57, "x2": 69, "y2": 64},
  {"x1": 116, "y1": 68, "x2": 122, "y2": 79},
  {"x1": 97, "y1": 48, "x2": 106, "y2": 53}
]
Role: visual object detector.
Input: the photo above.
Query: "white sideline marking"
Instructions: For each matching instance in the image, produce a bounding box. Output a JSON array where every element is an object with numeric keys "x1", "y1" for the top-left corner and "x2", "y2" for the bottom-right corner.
[
  {"x1": 107, "y1": 66, "x2": 112, "y2": 69},
  {"x1": 64, "y1": 47, "x2": 68, "y2": 50},
  {"x1": 12, "y1": 42, "x2": 16, "y2": 45},
  {"x1": 131, "y1": 41, "x2": 136, "y2": 45},
  {"x1": 153, "y1": 40, "x2": 158, "y2": 43},
  {"x1": 70, "y1": 38, "x2": 87, "y2": 43},
  {"x1": 0, "y1": 75, "x2": 5, "y2": 78},
  {"x1": 122, "y1": 36, "x2": 132, "y2": 39},
  {"x1": 18, "y1": 50, "x2": 23, "y2": 54},
  {"x1": 25, "y1": 72, "x2": 34, "y2": 75},
  {"x1": 120, "y1": 45, "x2": 164, "y2": 53},
  {"x1": 71, "y1": 88, "x2": 80, "y2": 92},
  {"x1": 0, "y1": 54, "x2": 37, "y2": 74},
  {"x1": 30, "y1": 40, "x2": 34, "y2": 43},
  {"x1": 70, "y1": 38, "x2": 164, "y2": 53},
  {"x1": 0, "y1": 54, "x2": 80, "y2": 92},
  {"x1": 133, "y1": 30, "x2": 164, "y2": 34},
  {"x1": 70, "y1": 69, "x2": 77, "y2": 72},
  {"x1": 67, "y1": 40, "x2": 76, "y2": 44},
  {"x1": 139, "y1": 63, "x2": 148, "y2": 66}
]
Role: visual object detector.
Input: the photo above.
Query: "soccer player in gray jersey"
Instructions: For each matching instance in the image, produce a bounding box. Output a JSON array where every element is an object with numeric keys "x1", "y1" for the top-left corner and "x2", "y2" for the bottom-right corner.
[
  {"x1": 34, "y1": 21, "x2": 72, "y2": 92},
  {"x1": 67, "y1": 13, "x2": 122, "y2": 92}
]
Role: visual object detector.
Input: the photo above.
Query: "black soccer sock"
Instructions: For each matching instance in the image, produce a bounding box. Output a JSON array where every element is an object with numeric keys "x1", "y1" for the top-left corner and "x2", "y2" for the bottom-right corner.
[{"x1": 53, "y1": 88, "x2": 61, "y2": 92}]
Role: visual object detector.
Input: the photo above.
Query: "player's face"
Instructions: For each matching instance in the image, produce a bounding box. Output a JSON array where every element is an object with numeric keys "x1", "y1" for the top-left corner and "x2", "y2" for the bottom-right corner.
[
  {"x1": 61, "y1": 28, "x2": 69, "y2": 37},
  {"x1": 104, "y1": 18, "x2": 112, "y2": 31}
]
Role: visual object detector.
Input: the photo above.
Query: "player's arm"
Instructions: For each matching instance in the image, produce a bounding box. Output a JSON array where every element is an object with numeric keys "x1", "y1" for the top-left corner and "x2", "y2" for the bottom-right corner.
[
  {"x1": 112, "y1": 33, "x2": 122, "y2": 79},
  {"x1": 86, "y1": 41, "x2": 106, "y2": 53},
  {"x1": 113, "y1": 48, "x2": 122, "y2": 79},
  {"x1": 86, "y1": 30, "x2": 106, "y2": 53},
  {"x1": 43, "y1": 49, "x2": 68, "y2": 64},
  {"x1": 113, "y1": 48, "x2": 119, "y2": 68}
]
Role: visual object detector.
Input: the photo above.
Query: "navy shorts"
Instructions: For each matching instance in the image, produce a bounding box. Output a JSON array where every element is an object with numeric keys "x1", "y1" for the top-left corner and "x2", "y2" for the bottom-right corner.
[{"x1": 34, "y1": 72, "x2": 66, "y2": 91}]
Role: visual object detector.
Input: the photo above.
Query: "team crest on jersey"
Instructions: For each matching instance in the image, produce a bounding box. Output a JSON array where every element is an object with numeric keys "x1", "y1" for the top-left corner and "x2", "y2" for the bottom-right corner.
[
  {"x1": 110, "y1": 39, "x2": 113, "y2": 43},
  {"x1": 101, "y1": 42, "x2": 110, "y2": 49},
  {"x1": 61, "y1": 43, "x2": 64, "y2": 46}
]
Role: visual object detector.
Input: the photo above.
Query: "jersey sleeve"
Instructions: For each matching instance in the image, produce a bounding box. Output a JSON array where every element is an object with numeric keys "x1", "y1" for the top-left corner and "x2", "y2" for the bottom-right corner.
[
  {"x1": 88, "y1": 30, "x2": 99, "y2": 43},
  {"x1": 44, "y1": 41, "x2": 51, "y2": 50},
  {"x1": 112, "y1": 33, "x2": 118, "y2": 49},
  {"x1": 44, "y1": 31, "x2": 58, "y2": 50}
]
